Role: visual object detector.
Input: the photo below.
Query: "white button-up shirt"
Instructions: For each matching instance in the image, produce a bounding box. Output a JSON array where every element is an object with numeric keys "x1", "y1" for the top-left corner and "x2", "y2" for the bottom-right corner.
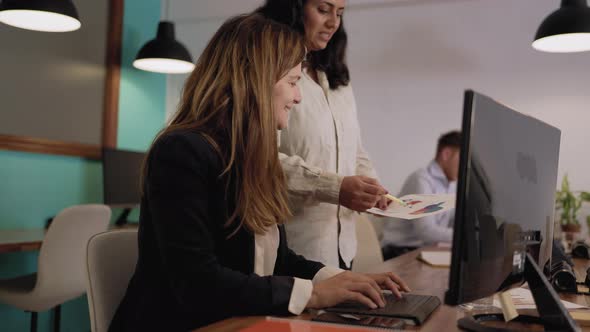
[
  {"x1": 254, "y1": 225, "x2": 343, "y2": 314},
  {"x1": 381, "y1": 160, "x2": 456, "y2": 247},
  {"x1": 279, "y1": 68, "x2": 377, "y2": 268}
]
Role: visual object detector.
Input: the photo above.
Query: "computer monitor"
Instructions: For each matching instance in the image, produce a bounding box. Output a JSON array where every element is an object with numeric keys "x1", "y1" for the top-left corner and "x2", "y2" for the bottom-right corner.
[
  {"x1": 445, "y1": 91, "x2": 578, "y2": 331},
  {"x1": 102, "y1": 148, "x2": 146, "y2": 225}
]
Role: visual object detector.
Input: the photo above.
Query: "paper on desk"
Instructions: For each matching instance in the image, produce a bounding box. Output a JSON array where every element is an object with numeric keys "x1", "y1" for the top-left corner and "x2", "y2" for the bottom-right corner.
[
  {"x1": 418, "y1": 251, "x2": 451, "y2": 267},
  {"x1": 492, "y1": 287, "x2": 588, "y2": 310},
  {"x1": 366, "y1": 194, "x2": 456, "y2": 220}
]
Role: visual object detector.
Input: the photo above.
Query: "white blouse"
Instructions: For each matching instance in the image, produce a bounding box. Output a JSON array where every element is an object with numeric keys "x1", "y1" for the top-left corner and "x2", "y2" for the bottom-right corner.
[
  {"x1": 254, "y1": 225, "x2": 343, "y2": 315},
  {"x1": 279, "y1": 68, "x2": 378, "y2": 268}
]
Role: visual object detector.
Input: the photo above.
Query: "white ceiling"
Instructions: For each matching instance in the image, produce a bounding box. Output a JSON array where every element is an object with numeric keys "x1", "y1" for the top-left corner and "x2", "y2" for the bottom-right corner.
[{"x1": 166, "y1": 0, "x2": 476, "y2": 22}]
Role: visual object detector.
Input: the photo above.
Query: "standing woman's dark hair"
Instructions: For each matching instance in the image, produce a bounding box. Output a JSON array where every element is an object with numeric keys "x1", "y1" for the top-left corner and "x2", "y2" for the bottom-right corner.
[{"x1": 257, "y1": 0, "x2": 350, "y2": 89}]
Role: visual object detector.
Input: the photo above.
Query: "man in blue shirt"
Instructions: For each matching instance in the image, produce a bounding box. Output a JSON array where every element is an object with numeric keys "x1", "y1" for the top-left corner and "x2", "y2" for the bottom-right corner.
[{"x1": 381, "y1": 131, "x2": 461, "y2": 260}]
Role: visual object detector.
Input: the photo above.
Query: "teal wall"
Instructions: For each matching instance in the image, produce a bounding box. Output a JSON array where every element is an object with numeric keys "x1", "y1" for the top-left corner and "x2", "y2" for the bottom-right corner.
[
  {"x1": 118, "y1": 0, "x2": 166, "y2": 151},
  {"x1": 0, "y1": 0, "x2": 165, "y2": 331},
  {"x1": 0, "y1": 152, "x2": 101, "y2": 332},
  {"x1": 115, "y1": 0, "x2": 166, "y2": 222}
]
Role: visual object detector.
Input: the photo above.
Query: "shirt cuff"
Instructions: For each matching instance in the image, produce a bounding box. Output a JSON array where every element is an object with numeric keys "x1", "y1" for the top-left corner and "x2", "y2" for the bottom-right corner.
[
  {"x1": 312, "y1": 266, "x2": 345, "y2": 284},
  {"x1": 288, "y1": 278, "x2": 313, "y2": 315},
  {"x1": 315, "y1": 172, "x2": 343, "y2": 205}
]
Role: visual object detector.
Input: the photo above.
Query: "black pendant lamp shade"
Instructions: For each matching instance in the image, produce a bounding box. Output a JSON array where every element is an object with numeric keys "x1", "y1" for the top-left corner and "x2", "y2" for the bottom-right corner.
[
  {"x1": 533, "y1": 0, "x2": 590, "y2": 53},
  {"x1": 0, "y1": 0, "x2": 81, "y2": 32},
  {"x1": 133, "y1": 21, "x2": 195, "y2": 74}
]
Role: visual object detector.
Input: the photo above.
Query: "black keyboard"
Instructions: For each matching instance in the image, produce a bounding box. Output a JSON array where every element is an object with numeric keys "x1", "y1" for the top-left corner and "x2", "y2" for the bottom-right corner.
[{"x1": 325, "y1": 293, "x2": 441, "y2": 325}]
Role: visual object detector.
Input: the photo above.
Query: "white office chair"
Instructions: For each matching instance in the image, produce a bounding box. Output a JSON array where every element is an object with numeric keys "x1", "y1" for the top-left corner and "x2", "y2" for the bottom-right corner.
[
  {"x1": 0, "y1": 204, "x2": 111, "y2": 332},
  {"x1": 352, "y1": 214, "x2": 384, "y2": 273},
  {"x1": 86, "y1": 229, "x2": 138, "y2": 332}
]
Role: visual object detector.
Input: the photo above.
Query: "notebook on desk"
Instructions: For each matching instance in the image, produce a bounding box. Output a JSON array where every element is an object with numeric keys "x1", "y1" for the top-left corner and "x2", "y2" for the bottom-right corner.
[
  {"x1": 418, "y1": 250, "x2": 451, "y2": 267},
  {"x1": 317, "y1": 293, "x2": 441, "y2": 326}
]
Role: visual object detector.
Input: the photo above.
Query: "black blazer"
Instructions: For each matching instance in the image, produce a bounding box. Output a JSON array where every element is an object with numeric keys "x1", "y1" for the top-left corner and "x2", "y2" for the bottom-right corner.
[{"x1": 109, "y1": 130, "x2": 324, "y2": 332}]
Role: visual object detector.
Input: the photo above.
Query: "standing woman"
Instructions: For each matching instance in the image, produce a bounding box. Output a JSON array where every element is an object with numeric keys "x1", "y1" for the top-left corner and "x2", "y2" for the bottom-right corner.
[
  {"x1": 109, "y1": 13, "x2": 408, "y2": 332},
  {"x1": 257, "y1": 0, "x2": 390, "y2": 269}
]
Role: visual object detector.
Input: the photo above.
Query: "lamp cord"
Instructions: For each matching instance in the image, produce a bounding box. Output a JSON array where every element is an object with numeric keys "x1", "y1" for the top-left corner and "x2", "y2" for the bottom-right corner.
[{"x1": 165, "y1": 0, "x2": 170, "y2": 21}]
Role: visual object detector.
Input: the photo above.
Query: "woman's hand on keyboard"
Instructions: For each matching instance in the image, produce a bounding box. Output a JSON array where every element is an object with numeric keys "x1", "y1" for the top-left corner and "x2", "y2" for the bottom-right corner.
[
  {"x1": 363, "y1": 272, "x2": 411, "y2": 299},
  {"x1": 306, "y1": 271, "x2": 386, "y2": 309}
]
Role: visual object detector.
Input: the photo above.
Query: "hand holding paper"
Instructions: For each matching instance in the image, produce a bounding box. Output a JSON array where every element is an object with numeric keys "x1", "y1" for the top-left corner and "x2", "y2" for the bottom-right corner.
[
  {"x1": 339, "y1": 175, "x2": 388, "y2": 212},
  {"x1": 366, "y1": 194, "x2": 456, "y2": 220}
]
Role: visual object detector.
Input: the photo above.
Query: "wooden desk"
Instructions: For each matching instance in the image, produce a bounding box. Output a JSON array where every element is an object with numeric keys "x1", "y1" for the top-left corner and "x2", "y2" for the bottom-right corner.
[
  {"x1": 0, "y1": 224, "x2": 138, "y2": 254},
  {"x1": 0, "y1": 229, "x2": 45, "y2": 253},
  {"x1": 194, "y1": 247, "x2": 590, "y2": 331}
]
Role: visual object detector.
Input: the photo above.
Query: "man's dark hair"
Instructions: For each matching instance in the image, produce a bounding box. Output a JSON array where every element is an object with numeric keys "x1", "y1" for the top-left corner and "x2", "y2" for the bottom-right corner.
[
  {"x1": 256, "y1": 0, "x2": 350, "y2": 89},
  {"x1": 436, "y1": 130, "x2": 462, "y2": 157}
]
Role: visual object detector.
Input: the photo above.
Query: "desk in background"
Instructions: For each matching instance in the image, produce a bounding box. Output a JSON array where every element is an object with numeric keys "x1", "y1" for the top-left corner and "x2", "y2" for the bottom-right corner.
[
  {"x1": 0, "y1": 229, "x2": 44, "y2": 254},
  {"x1": 194, "y1": 247, "x2": 590, "y2": 331},
  {"x1": 0, "y1": 224, "x2": 138, "y2": 254}
]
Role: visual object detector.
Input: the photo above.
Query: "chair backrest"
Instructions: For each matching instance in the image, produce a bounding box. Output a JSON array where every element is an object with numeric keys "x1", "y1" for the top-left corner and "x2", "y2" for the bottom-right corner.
[
  {"x1": 35, "y1": 204, "x2": 111, "y2": 303},
  {"x1": 352, "y1": 214, "x2": 384, "y2": 273},
  {"x1": 86, "y1": 229, "x2": 138, "y2": 332}
]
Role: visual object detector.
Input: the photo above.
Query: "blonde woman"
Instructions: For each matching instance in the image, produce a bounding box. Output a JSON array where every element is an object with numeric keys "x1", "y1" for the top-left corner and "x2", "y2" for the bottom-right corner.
[{"x1": 109, "y1": 14, "x2": 408, "y2": 332}]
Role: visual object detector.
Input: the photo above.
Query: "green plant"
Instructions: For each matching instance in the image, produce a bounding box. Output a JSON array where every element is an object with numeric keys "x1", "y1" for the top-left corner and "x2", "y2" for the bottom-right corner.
[{"x1": 555, "y1": 174, "x2": 590, "y2": 225}]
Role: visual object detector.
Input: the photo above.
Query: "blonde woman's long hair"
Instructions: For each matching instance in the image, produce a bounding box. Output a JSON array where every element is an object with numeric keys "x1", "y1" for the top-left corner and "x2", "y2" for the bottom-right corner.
[{"x1": 143, "y1": 13, "x2": 305, "y2": 235}]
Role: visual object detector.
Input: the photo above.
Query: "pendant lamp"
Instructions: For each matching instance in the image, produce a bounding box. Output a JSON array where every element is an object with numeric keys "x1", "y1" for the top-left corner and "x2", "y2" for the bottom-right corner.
[
  {"x1": 533, "y1": 0, "x2": 590, "y2": 53},
  {"x1": 0, "y1": 0, "x2": 81, "y2": 32},
  {"x1": 133, "y1": 21, "x2": 194, "y2": 74}
]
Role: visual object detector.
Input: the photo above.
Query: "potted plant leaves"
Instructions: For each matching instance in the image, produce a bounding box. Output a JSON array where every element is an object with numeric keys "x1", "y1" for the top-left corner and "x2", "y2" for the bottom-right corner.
[{"x1": 555, "y1": 175, "x2": 590, "y2": 240}]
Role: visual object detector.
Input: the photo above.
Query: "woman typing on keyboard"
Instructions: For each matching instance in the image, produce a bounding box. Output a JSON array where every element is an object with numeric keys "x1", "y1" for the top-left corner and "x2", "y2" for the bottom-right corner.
[{"x1": 108, "y1": 13, "x2": 409, "y2": 332}]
